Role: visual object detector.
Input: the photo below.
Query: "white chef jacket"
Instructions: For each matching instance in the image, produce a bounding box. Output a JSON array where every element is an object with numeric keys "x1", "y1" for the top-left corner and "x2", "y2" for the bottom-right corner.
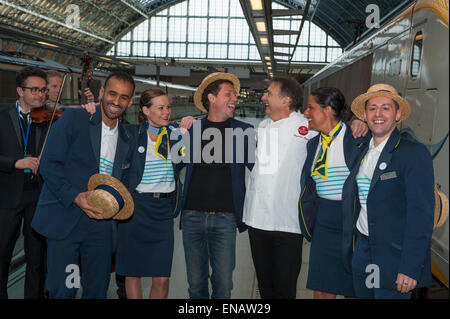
[{"x1": 243, "y1": 111, "x2": 318, "y2": 234}]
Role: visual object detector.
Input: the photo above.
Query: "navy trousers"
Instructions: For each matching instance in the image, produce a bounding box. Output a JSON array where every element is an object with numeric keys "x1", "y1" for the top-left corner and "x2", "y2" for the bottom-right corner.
[
  {"x1": 45, "y1": 213, "x2": 114, "y2": 299},
  {"x1": 352, "y1": 231, "x2": 412, "y2": 299}
]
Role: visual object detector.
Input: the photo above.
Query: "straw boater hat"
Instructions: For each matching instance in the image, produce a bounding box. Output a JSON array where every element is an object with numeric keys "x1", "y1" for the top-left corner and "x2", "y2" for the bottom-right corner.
[
  {"x1": 350, "y1": 84, "x2": 411, "y2": 122},
  {"x1": 87, "y1": 174, "x2": 134, "y2": 220},
  {"x1": 434, "y1": 186, "x2": 449, "y2": 229},
  {"x1": 193, "y1": 72, "x2": 240, "y2": 113}
]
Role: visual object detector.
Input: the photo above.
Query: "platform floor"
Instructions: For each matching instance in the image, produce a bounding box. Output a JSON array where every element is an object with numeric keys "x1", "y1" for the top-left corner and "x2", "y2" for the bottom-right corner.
[
  {"x1": 7, "y1": 216, "x2": 315, "y2": 299},
  {"x1": 105, "y1": 218, "x2": 314, "y2": 299},
  {"x1": 7, "y1": 221, "x2": 449, "y2": 299}
]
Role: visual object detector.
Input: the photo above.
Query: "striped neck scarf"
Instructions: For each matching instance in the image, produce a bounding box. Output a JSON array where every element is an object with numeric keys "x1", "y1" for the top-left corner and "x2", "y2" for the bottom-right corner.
[{"x1": 311, "y1": 122, "x2": 343, "y2": 180}]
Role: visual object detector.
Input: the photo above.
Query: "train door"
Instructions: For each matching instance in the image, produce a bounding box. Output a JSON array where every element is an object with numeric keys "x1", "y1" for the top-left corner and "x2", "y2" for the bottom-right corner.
[
  {"x1": 406, "y1": 29, "x2": 423, "y2": 89},
  {"x1": 385, "y1": 32, "x2": 410, "y2": 95},
  {"x1": 401, "y1": 22, "x2": 435, "y2": 146},
  {"x1": 403, "y1": 13, "x2": 450, "y2": 288},
  {"x1": 371, "y1": 42, "x2": 388, "y2": 84}
]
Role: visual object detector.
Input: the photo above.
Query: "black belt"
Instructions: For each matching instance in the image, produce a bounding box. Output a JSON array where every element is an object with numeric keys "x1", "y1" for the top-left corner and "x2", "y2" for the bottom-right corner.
[
  {"x1": 139, "y1": 192, "x2": 173, "y2": 198},
  {"x1": 203, "y1": 211, "x2": 234, "y2": 215}
]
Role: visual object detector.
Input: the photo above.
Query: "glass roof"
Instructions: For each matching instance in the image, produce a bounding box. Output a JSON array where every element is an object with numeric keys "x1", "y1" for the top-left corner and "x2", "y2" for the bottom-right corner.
[{"x1": 109, "y1": 0, "x2": 342, "y2": 63}]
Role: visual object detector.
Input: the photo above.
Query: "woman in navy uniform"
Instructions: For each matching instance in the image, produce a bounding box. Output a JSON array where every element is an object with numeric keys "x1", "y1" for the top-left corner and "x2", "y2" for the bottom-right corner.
[
  {"x1": 299, "y1": 87, "x2": 369, "y2": 299},
  {"x1": 115, "y1": 88, "x2": 184, "y2": 299}
]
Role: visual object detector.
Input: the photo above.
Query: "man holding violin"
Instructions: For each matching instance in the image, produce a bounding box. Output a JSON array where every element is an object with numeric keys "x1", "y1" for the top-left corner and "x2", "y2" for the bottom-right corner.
[{"x1": 0, "y1": 66, "x2": 48, "y2": 299}]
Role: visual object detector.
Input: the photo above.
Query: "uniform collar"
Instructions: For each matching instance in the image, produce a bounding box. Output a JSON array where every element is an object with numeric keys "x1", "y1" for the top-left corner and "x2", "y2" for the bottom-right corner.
[
  {"x1": 369, "y1": 135, "x2": 389, "y2": 153},
  {"x1": 102, "y1": 120, "x2": 119, "y2": 136}
]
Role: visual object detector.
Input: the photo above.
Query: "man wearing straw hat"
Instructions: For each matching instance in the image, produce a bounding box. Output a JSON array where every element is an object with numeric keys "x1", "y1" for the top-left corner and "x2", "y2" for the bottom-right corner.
[
  {"x1": 179, "y1": 72, "x2": 254, "y2": 299},
  {"x1": 32, "y1": 71, "x2": 135, "y2": 298},
  {"x1": 342, "y1": 84, "x2": 435, "y2": 298}
]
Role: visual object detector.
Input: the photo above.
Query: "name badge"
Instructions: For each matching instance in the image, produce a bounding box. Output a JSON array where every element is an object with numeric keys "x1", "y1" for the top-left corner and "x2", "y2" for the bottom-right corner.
[{"x1": 380, "y1": 171, "x2": 397, "y2": 180}]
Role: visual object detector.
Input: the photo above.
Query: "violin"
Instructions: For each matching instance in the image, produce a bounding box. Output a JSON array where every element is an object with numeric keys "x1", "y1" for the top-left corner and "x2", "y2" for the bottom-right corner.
[
  {"x1": 30, "y1": 102, "x2": 90, "y2": 123},
  {"x1": 30, "y1": 106, "x2": 64, "y2": 123}
]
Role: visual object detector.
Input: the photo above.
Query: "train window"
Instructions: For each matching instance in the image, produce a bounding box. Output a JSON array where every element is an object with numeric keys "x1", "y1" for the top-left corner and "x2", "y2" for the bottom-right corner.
[{"x1": 410, "y1": 31, "x2": 423, "y2": 77}]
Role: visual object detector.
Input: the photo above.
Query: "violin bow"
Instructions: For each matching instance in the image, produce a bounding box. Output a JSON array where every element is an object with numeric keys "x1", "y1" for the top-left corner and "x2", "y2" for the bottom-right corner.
[{"x1": 38, "y1": 72, "x2": 68, "y2": 160}]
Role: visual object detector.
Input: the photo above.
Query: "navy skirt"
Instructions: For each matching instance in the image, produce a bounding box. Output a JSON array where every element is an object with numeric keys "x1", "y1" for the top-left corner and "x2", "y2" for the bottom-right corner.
[
  {"x1": 306, "y1": 197, "x2": 355, "y2": 297},
  {"x1": 116, "y1": 192, "x2": 174, "y2": 277}
]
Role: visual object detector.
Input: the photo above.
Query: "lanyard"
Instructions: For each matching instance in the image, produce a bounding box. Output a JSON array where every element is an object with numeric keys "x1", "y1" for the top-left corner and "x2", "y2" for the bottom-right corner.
[{"x1": 16, "y1": 102, "x2": 31, "y2": 155}]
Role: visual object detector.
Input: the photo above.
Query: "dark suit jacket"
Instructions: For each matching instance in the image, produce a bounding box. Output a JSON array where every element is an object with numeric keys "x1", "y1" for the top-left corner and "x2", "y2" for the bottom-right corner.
[
  {"x1": 0, "y1": 105, "x2": 46, "y2": 209},
  {"x1": 124, "y1": 123, "x2": 183, "y2": 217},
  {"x1": 31, "y1": 105, "x2": 134, "y2": 240},
  {"x1": 179, "y1": 117, "x2": 254, "y2": 232},
  {"x1": 341, "y1": 128, "x2": 434, "y2": 289}
]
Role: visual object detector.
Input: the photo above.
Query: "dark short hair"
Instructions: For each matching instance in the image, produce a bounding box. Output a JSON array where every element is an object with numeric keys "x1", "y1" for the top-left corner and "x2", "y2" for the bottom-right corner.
[
  {"x1": 104, "y1": 71, "x2": 135, "y2": 96},
  {"x1": 310, "y1": 87, "x2": 350, "y2": 122},
  {"x1": 16, "y1": 66, "x2": 47, "y2": 88},
  {"x1": 270, "y1": 76, "x2": 303, "y2": 111},
  {"x1": 201, "y1": 79, "x2": 233, "y2": 111}
]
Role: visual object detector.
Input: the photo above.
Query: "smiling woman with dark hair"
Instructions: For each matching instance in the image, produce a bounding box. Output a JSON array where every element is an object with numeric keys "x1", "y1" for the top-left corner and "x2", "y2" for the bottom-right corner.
[{"x1": 299, "y1": 87, "x2": 370, "y2": 299}]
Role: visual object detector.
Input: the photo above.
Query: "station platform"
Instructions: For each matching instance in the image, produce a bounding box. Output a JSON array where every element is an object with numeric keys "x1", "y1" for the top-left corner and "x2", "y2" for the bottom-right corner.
[
  {"x1": 7, "y1": 216, "x2": 315, "y2": 299},
  {"x1": 6, "y1": 115, "x2": 318, "y2": 299}
]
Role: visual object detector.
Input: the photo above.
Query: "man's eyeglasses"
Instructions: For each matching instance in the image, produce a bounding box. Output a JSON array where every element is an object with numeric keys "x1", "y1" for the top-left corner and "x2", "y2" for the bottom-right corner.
[{"x1": 21, "y1": 87, "x2": 49, "y2": 95}]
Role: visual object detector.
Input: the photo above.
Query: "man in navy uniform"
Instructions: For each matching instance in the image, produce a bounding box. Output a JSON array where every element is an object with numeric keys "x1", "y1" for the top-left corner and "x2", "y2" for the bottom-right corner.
[
  {"x1": 343, "y1": 84, "x2": 434, "y2": 298},
  {"x1": 32, "y1": 71, "x2": 135, "y2": 298}
]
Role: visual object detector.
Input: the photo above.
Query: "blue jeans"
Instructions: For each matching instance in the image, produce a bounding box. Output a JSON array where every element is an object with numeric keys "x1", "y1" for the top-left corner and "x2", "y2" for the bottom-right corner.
[{"x1": 181, "y1": 210, "x2": 237, "y2": 299}]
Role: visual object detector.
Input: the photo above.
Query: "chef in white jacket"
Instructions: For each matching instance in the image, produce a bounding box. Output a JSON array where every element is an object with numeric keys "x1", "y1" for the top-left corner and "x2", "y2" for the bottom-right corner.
[{"x1": 243, "y1": 76, "x2": 317, "y2": 299}]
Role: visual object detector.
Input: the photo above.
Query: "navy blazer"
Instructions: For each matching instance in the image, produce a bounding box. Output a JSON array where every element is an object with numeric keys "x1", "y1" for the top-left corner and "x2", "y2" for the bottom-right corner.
[
  {"x1": 124, "y1": 123, "x2": 183, "y2": 217},
  {"x1": 341, "y1": 128, "x2": 434, "y2": 289},
  {"x1": 298, "y1": 123, "x2": 370, "y2": 242},
  {"x1": 32, "y1": 105, "x2": 134, "y2": 240},
  {"x1": 179, "y1": 117, "x2": 254, "y2": 232}
]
